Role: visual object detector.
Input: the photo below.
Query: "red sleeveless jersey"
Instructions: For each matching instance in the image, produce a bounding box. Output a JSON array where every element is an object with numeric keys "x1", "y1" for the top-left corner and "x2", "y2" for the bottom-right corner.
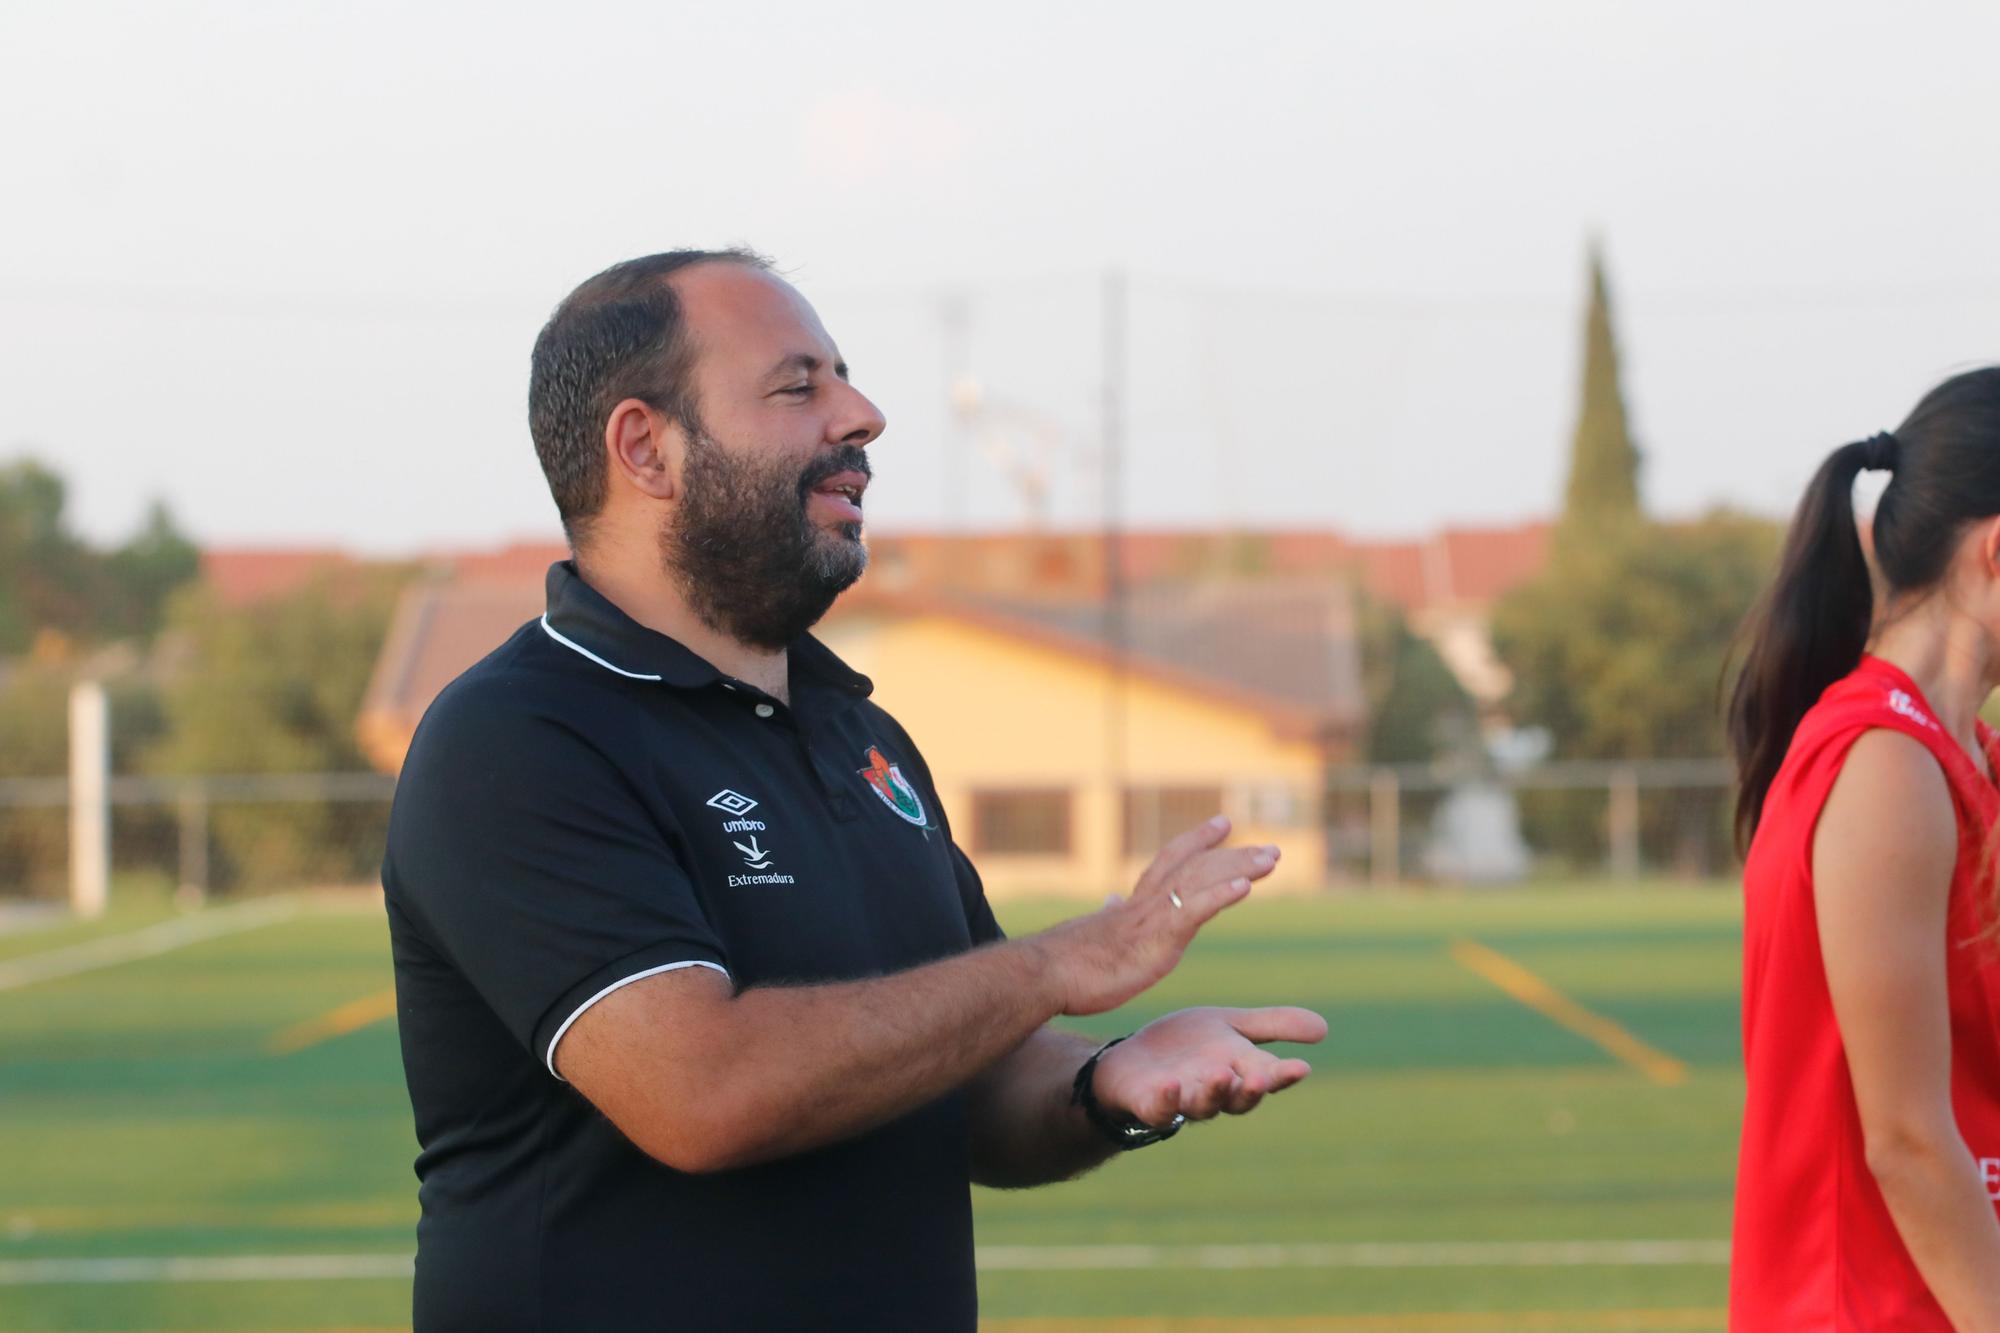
[{"x1": 1731, "y1": 656, "x2": 2000, "y2": 1328}]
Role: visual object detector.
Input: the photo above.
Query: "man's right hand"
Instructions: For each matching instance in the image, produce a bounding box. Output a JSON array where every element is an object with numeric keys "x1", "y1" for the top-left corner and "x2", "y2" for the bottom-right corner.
[
  {"x1": 562, "y1": 813, "x2": 1279, "y2": 1174},
  {"x1": 1029, "y1": 815, "x2": 1278, "y2": 1016}
]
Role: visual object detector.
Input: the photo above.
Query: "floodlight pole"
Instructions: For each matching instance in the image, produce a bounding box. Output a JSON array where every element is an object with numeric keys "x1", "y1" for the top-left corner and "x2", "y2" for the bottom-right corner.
[
  {"x1": 940, "y1": 291, "x2": 973, "y2": 590},
  {"x1": 1102, "y1": 269, "x2": 1128, "y2": 871}
]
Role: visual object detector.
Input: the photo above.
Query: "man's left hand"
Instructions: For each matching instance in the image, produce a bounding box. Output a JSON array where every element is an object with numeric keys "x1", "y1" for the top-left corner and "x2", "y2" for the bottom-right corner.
[{"x1": 1090, "y1": 1006, "x2": 1328, "y2": 1127}]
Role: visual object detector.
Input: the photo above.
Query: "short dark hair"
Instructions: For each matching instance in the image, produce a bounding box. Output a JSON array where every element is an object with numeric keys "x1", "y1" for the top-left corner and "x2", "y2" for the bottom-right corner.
[{"x1": 528, "y1": 248, "x2": 773, "y2": 544}]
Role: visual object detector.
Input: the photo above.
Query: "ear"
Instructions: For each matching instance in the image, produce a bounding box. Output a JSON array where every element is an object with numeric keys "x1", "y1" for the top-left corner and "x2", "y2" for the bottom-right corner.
[
  {"x1": 604, "y1": 398, "x2": 685, "y2": 503},
  {"x1": 1980, "y1": 515, "x2": 2000, "y2": 578}
]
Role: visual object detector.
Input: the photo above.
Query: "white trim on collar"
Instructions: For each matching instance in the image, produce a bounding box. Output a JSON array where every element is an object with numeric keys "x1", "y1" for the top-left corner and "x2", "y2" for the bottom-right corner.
[{"x1": 539, "y1": 615, "x2": 663, "y2": 682}]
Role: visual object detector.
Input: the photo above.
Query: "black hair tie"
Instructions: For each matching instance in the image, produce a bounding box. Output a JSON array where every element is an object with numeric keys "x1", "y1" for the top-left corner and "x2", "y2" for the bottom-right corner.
[{"x1": 1859, "y1": 431, "x2": 1901, "y2": 472}]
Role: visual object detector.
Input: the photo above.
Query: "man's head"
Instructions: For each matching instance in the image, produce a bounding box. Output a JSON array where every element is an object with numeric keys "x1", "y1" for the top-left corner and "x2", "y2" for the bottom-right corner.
[{"x1": 529, "y1": 250, "x2": 886, "y2": 648}]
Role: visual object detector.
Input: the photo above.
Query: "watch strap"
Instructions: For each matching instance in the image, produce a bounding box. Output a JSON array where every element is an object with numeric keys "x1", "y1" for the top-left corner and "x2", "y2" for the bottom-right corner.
[{"x1": 1070, "y1": 1035, "x2": 1186, "y2": 1150}]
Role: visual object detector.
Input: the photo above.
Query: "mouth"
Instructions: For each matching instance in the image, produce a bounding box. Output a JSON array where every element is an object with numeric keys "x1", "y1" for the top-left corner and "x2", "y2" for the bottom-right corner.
[{"x1": 807, "y1": 469, "x2": 869, "y2": 524}]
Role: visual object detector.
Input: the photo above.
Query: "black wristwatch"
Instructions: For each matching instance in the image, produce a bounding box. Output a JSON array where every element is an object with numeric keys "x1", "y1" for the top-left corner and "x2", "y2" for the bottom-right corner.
[{"x1": 1070, "y1": 1036, "x2": 1186, "y2": 1150}]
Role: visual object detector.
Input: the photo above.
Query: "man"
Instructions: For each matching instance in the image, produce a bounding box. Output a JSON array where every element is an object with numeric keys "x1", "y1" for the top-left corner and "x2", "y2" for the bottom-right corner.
[{"x1": 384, "y1": 248, "x2": 1327, "y2": 1331}]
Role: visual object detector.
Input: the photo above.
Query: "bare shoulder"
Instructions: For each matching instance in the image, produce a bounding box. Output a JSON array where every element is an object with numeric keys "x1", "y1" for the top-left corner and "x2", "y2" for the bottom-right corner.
[{"x1": 1815, "y1": 727, "x2": 1956, "y2": 896}]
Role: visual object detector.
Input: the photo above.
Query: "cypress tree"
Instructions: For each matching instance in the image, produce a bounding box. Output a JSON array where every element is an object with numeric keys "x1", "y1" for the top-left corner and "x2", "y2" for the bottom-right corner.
[{"x1": 1558, "y1": 243, "x2": 1642, "y2": 539}]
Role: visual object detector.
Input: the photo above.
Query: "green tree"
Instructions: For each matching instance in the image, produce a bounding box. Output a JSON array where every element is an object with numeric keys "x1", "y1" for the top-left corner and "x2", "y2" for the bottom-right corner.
[
  {"x1": 0, "y1": 457, "x2": 200, "y2": 653},
  {"x1": 0, "y1": 459, "x2": 92, "y2": 652},
  {"x1": 1495, "y1": 513, "x2": 1776, "y2": 759},
  {"x1": 143, "y1": 569, "x2": 407, "y2": 890},
  {"x1": 1357, "y1": 592, "x2": 1474, "y2": 764},
  {"x1": 1491, "y1": 511, "x2": 1779, "y2": 869},
  {"x1": 101, "y1": 500, "x2": 201, "y2": 640},
  {"x1": 1558, "y1": 244, "x2": 1642, "y2": 546},
  {"x1": 1486, "y1": 241, "x2": 1780, "y2": 872}
]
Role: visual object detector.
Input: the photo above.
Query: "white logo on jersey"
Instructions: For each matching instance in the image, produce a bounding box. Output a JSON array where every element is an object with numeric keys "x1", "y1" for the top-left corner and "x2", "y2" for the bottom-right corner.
[
  {"x1": 1887, "y1": 690, "x2": 1939, "y2": 732},
  {"x1": 706, "y1": 789, "x2": 759, "y2": 817},
  {"x1": 709, "y1": 789, "x2": 797, "y2": 886},
  {"x1": 732, "y1": 835, "x2": 775, "y2": 870}
]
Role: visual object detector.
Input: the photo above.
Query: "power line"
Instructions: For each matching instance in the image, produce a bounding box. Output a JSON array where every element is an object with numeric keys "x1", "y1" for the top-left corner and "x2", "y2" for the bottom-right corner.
[
  {"x1": 5, "y1": 271, "x2": 1998, "y2": 325},
  {"x1": 0, "y1": 279, "x2": 543, "y2": 323}
]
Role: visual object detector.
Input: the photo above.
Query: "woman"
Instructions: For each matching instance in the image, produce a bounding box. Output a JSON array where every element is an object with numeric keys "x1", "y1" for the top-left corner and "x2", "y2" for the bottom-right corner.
[{"x1": 1730, "y1": 367, "x2": 2000, "y2": 1328}]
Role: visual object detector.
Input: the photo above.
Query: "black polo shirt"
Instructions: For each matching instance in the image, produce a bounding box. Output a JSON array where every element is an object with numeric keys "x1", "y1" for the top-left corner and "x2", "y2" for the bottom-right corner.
[{"x1": 383, "y1": 561, "x2": 1003, "y2": 1332}]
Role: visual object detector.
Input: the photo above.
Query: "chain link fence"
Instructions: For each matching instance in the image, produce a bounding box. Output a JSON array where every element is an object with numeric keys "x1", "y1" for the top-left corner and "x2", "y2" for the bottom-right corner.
[
  {"x1": 1321, "y1": 758, "x2": 1738, "y2": 885},
  {"x1": 0, "y1": 761, "x2": 1739, "y2": 904},
  {"x1": 0, "y1": 773, "x2": 395, "y2": 902}
]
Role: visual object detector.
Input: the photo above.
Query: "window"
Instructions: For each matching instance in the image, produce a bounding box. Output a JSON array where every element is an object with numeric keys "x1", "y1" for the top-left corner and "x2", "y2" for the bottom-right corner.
[
  {"x1": 969, "y1": 789, "x2": 1072, "y2": 855},
  {"x1": 1122, "y1": 786, "x2": 1225, "y2": 857}
]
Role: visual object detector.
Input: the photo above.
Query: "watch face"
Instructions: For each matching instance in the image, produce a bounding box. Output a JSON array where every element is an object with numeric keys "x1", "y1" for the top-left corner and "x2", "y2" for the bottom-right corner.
[{"x1": 1117, "y1": 1113, "x2": 1186, "y2": 1149}]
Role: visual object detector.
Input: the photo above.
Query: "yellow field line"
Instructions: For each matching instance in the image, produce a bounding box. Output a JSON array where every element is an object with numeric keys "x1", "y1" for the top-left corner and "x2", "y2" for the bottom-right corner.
[
  {"x1": 1449, "y1": 937, "x2": 1688, "y2": 1087},
  {"x1": 266, "y1": 989, "x2": 397, "y2": 1055},
  {"x1": 984, "y1": 1312, "x2": 1725, "y2": 1332}
]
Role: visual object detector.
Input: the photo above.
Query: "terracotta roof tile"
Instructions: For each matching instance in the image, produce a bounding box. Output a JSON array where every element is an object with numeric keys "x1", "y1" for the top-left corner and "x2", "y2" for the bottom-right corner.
[
  {"x1": 357, "y1": 577, "x2": 543, "y2": 773},
  {"x1": 354, "y1": 523, "x2": 1550, "y2": 770},
  {"x1": 952, "y1": 580, "x2": 1364, "y2": 733},
  {"x1": 200, "y1": 548, "x2": 358, "y2": 607}
]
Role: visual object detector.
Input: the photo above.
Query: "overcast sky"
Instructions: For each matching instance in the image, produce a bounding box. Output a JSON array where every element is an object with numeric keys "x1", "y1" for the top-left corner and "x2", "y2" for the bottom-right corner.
[{"x1": 4, "y1": 0, "x2": 1997, "y2": 553}]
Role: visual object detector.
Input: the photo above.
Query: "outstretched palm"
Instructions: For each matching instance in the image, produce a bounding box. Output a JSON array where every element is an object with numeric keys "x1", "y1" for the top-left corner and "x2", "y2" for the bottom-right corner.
[{"x1": 1090, "y1": 1006, "x2": 1328, "y2": 1128}]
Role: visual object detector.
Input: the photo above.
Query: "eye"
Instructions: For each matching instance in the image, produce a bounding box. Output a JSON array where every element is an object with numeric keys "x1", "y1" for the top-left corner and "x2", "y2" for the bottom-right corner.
[{"x1": 779, "y1": 383, "x2": 813, "y2": 397}]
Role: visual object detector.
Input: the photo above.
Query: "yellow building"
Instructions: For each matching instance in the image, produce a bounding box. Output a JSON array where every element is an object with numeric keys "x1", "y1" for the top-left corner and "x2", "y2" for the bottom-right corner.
[
  {"x1": 361, "y1": 571, "x2": 1362, "y2": 898},
  {"x1": 816, "y1": 583, "x2": 1360, "y2": 896}
]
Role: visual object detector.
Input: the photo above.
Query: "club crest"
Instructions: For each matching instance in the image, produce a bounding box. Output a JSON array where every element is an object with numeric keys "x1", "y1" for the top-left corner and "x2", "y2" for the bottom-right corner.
[{"x1": 858, "y1": 746, "x2": 929, "y2": 827}]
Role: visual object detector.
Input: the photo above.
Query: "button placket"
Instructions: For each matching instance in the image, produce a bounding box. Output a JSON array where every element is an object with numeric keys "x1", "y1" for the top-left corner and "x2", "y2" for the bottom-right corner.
[{"x1": 793, "y1": 715, "x2": 860, "y2": 822}]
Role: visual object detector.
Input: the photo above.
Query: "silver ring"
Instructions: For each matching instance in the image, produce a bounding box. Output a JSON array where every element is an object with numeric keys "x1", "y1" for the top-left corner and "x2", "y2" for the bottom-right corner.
[{"x1": 1169, "y1": 890, "x2": 1184, "y2": 909}]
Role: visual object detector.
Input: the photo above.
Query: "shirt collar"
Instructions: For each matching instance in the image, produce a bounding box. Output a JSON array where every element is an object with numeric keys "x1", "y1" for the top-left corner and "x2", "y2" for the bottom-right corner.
[
  {"x1": 789, "y1": 630, "x2": 875, "y2": 698},
  {"x1": 541, "y1": 561, "x2": 872, "y2": 698}
]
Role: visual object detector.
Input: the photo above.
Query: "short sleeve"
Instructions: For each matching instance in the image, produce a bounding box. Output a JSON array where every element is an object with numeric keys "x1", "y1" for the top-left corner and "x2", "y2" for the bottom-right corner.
[
  {"x1": 949, "y1": 842, "x2": 1005, "y2": 946},
  {"x1": 385, "y1": 677, "x2": 728, "y2": 1078}
]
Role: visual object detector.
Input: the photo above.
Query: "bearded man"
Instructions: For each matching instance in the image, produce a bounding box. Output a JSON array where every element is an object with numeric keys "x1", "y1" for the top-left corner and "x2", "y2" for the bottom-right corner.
[{"x1": 382, "y1": 249, "x2": 1326, "y2": 1332}]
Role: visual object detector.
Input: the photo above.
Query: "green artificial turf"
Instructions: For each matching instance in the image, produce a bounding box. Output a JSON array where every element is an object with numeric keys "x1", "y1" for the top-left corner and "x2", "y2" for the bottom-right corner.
[{"x1": 0, "y1": 887, "x2": 1744, "y2": 1331}]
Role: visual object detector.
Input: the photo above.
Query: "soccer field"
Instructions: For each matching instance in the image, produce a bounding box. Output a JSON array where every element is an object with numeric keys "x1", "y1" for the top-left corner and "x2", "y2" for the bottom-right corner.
[{"x1": 0, "y1": 886, "x2": 1744, "y2": 1332}]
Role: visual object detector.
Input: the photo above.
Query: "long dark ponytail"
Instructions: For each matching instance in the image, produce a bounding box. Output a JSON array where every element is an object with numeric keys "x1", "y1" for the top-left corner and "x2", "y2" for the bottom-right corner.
[{"x1": 1730, "y1": 366, "x2": 2000, "y2": 850}]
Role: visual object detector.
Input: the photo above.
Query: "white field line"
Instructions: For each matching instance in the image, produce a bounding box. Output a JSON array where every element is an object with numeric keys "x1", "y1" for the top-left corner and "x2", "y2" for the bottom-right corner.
[
  {"x1": 0, "y1": 1254, "x2": 412, "y2": 1285},
  {"x1": 0, "y1": 896, "x2": 300, "y2": 994},
  {"x1": 0, "y1": 1241, "x2": 1729, "y2": 1286},
  {"x1": 975, "y1": 1240, "x2": 1732, "y2": 1270}
]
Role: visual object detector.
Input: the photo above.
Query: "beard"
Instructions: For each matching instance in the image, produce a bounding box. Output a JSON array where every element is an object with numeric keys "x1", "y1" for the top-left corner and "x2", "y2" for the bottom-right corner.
[{"x1": 663, "y1": 424, "x2": 871, "y2": 651}]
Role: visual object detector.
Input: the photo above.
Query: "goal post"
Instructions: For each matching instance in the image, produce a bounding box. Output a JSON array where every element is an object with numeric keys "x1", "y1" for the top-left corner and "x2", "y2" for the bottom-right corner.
[{"x1": 68, "y1": 680, "x2": 109, "y2": 919}]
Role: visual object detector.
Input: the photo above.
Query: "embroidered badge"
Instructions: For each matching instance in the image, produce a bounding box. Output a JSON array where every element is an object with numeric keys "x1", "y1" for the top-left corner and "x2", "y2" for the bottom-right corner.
[{"x1": 859, "y1": 746, "x2": 930, "y2": 827}]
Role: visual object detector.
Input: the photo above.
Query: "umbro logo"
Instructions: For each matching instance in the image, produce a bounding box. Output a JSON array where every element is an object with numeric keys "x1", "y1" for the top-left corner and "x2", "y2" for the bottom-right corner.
[
  {"x1": 706, "y1": 789, "x2": 759, "y2": 817},
  {"x1": 709, "y1": 789, "x2": 789, "y2": 886}
]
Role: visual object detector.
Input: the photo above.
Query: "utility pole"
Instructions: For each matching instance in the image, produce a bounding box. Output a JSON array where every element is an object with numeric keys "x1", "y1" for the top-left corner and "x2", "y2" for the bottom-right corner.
[
  {"x1": 939, "y1": 291, "x2": 972, "y2": 550},
  {"x1": 1102, "y1": 269, "x2": 1128, "y2": 873}
]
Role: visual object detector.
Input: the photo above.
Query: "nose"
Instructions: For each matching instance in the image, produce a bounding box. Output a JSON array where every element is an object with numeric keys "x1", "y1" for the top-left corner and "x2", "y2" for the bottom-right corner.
[{"x1": 829, "y1": 380, "x2": 886, "y2": 449}]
